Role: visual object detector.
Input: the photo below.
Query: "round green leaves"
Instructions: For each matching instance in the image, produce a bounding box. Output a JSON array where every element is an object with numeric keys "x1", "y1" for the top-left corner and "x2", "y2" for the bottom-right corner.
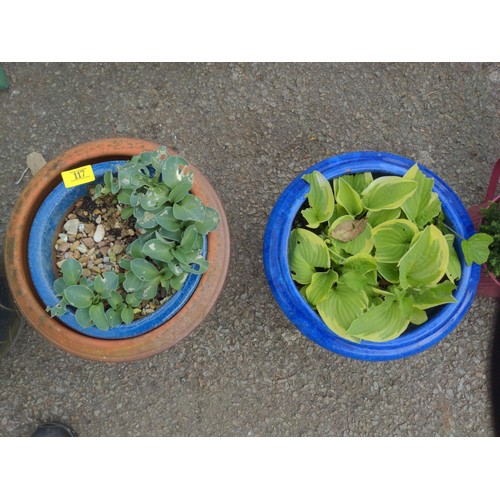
[{"x1": 48, "y1": 146, "x2": 221, "y2": 332}]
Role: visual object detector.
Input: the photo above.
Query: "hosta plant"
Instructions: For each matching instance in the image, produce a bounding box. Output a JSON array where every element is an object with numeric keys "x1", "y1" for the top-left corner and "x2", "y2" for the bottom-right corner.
[
  {"x1": 47, "y1": 146, "x2": 220, "y2": 331},
  {"x1": 289, "y1": 164, "x2": 493, "y2": 343}
]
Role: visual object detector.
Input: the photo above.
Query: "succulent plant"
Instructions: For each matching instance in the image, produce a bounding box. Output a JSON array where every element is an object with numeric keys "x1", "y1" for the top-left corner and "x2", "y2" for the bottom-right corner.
[
  {"x1": 93, "y1": 146, "x2": 218, "y2": 283},
  {"x1": 48, "y1": 147, "x2": 220, "y2": 330},
  {"x1": 48, "y1": 259, "x2": 135, "y2": 330}
]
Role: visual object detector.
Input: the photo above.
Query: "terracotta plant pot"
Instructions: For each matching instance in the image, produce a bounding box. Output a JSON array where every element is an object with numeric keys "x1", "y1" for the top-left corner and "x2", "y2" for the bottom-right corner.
[{"x1": 4, "y1": 138, "x2": 231, "y2": 362}]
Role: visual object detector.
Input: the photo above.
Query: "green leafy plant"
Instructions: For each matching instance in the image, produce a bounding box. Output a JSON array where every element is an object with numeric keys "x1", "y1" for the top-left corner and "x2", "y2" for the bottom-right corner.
[
  {"x1": 289, "y1": 164, "x2": 493, "y2": 343},
  {"x1": 47, "y1": 147, "x2": 220, "y2": 330},
  {"x1": 479, "y1": 200, "x2": 500, "y2": 278},
  {"x1": 48, "y1": 259, "x2": 131, "y2": 331},
  {"x1": 93, "y1": 146, "x2": 218, "y2": 281}
]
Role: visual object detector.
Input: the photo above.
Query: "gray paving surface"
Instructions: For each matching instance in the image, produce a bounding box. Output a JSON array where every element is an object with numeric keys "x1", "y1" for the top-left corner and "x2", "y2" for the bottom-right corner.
[{"x1": 0, "y1": 62, "x2": 498, "y2": 436}]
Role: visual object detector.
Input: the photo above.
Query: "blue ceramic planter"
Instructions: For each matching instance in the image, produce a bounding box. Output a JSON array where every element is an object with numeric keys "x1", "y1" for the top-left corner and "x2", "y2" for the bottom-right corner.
[
  {"x1": 263, "y1": 151, "x2": 480, "y2": 361},
  {"x1": 28, "y1": 160, "x2": 206, "y2": 340}
]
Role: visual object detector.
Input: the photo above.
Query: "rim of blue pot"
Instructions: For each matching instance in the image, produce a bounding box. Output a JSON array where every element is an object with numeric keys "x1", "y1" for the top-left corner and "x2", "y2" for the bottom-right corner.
[
  {"x1": 28, "y1": 160, "x2": 206, "y2": 340},
  {"x1": 263, "y1": 151, "x2": 480, "y2": 361}
]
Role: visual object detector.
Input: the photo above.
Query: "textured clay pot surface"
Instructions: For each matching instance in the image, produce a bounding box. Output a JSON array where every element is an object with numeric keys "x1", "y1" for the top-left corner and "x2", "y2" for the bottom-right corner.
[{"x1": 4, "y1": 138, "x2": 231, "y2": 362}]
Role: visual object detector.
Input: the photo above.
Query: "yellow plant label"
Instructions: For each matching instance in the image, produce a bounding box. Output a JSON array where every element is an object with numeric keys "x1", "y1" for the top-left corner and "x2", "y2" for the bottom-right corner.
[{"x1": 61, "y1": 165, "x2": 95, "y2": 188}]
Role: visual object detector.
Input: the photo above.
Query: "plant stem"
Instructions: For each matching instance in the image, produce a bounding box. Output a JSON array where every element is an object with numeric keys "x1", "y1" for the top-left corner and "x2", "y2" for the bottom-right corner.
[{"x1": 441, "y1": 222, "x2": 464, "y2": 241}]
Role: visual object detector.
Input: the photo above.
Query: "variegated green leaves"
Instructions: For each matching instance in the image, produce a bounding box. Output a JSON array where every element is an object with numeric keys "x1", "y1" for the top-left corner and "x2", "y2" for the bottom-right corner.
[
  {"x1": 288, "y1": 229, "x2": 330, "y2": 284},
  {"x1": 400, "y1": 164, "x2": 442, "y2": 228},
  {"x1": 345, "y1": 296, "x2": 412, "y2": 343},
  {"x1": 361, "y1": 176, "x2": 417, "y2": 211},
  {"x1": 317, "y1": 285, "x2": 368, "y2": 341},
  {"x1": 371, "y1": 219, "x2": 418, "y2": 263},
  {"x1": 301, "y1": 172, "x2": 334, "y2": 228},
  {"x1": 398, "y1": 225, "x2": 449, "y2": 289},
  {"x1": 290, "y1": 165, "x2": 490, "y2": 343}
]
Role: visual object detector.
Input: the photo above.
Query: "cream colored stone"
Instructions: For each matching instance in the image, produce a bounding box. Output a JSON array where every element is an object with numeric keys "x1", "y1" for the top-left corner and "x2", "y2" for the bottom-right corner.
[
  {"x1": 93, "y1": 224, "x2": 105, "y2": 243},
  {"x1": 63, "y1": 219, "x2": 80, "y2": 235}
]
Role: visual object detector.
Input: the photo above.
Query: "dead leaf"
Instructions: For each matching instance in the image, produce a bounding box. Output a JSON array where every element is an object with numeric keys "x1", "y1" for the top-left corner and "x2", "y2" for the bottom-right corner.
[
  {"x1": 26, "y1": 152, "x2": 47, "y2": 176},
  {"x1": 330, "y1": 218, "x2": 367, "y2": 242}
]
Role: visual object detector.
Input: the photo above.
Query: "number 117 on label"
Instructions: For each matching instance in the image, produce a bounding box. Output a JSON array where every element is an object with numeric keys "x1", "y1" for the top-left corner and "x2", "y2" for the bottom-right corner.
[{"x1": 61, "y1": 165, "x2": 95, "y2": 188}]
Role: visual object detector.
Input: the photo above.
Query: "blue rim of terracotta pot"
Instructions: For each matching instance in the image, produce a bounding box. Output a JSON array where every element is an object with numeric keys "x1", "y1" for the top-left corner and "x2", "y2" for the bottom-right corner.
[
  {"x1": 28, "y1": 160, "x2": 206, "y2": 340},
  {"x1": 263, "y1": 151, "x2": 480, "y2": 361}
]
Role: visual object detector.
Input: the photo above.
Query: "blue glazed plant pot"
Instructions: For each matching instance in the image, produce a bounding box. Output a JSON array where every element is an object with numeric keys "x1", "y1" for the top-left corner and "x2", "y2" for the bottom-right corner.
[
  {"x1": 28, "y1": 160, "x2": 206, "y2": 340},
  {"x1": 263, "y1": 151, "x2": 480, "y2": 361}
]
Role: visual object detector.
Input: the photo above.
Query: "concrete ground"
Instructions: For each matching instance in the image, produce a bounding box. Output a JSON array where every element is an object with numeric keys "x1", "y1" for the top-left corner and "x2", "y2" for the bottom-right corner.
[{"x1": 0, "y1": 62, "x2": 498, "y2": 436}]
